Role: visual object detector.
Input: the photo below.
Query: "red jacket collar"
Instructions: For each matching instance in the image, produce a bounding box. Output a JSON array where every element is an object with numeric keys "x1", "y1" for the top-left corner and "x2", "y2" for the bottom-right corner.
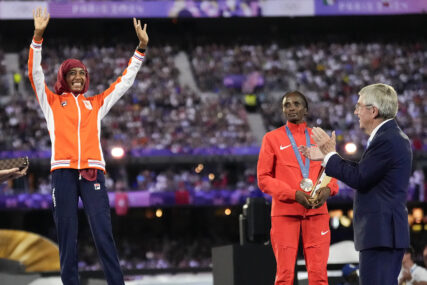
[{"x1": 285, "y1": 121, "x2": 307, "y2": 133}]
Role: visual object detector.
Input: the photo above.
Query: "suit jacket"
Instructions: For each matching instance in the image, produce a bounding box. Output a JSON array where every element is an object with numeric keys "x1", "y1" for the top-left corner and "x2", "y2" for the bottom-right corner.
[{"x1": 325, "y1": 120, "x2": 412, "y2": 251}]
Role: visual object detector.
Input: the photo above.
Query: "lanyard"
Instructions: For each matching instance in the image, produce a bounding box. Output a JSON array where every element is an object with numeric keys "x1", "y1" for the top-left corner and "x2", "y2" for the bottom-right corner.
[{"x1": 285, "y1": 125, "x2": 311, "y2": 178}]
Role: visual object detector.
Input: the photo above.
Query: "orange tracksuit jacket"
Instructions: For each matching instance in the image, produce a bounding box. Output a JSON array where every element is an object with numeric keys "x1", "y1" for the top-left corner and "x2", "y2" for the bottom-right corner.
[
  {"x1": 28, "y1": 38, "x2": 145, "y2": 172},
  {"x1": 257, "y1": 121, "x2": 339, "y2": 216}
]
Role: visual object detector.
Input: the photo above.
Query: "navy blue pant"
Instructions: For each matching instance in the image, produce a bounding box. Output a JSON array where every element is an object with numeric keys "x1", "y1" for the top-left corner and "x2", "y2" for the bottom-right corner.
[
  {"x1": 51, "y1": 169, "x2": 124, "y2": 285},
  {"x1": 359, "y1": 247, "x2": 404, "y2": 285}
]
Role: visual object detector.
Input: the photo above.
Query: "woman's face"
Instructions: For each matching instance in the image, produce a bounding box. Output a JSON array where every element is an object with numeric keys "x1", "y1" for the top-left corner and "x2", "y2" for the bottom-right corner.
[{"x1": 65, "y1": 67, "x2": 86, "y2": 93}]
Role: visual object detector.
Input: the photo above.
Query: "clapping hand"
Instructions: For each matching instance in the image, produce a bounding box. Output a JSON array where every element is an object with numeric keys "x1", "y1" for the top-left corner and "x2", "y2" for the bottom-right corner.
[
  {"x1": 133, "y1": 18, "x2": 149, "y2": 49},
  {"x1": 299, "y1": 128, "x2": 336, "y2": 160},
  {"x1": 311, "y1": 127, "x2": 336, "y2": 155},
  {"x1": 299, "y1": 145, "x2": 325, "y2": 161},
  {"x1": 33, "y1": 7, "x2": 50, "y2": 41}
]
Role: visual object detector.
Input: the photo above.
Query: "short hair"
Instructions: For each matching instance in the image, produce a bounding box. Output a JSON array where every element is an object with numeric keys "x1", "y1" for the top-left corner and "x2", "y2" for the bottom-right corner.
[
  {"x1": 405, "y1": 247, "x2": 415, "y2": 255},
  {"x1": 405, "y1": 247, "x2": 415, "y2": 261},
  {"x1": 358, "y1": 83, "x2": 398, "y2": 120},
  {"x1": 281, "y1": 90, "x2": 309, "y2": 111}
]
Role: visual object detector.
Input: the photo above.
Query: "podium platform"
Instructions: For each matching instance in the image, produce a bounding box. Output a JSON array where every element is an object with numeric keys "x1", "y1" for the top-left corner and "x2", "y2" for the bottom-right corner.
[{"x1": 212, "y1": 243, "x2": 276, "y2": 285}]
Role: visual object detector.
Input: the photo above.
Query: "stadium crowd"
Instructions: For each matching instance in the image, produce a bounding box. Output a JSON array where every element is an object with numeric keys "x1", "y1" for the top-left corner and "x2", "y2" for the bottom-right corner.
[
  {"x1": 0, "y1": 42, "x2": 422, "y2": 155},
  {"x1": 190, "y1": 42, "x2": 426, "y2": 153},
  {"x1": 0, "y1": 41, "x2": 424, "y2": 199},
  {"x1": 78, "y1": 234, "x2": 214, "y2": 271}
]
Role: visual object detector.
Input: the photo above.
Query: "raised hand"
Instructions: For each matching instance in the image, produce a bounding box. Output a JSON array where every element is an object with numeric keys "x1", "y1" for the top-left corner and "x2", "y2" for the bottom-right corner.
[
  {"x1": 311, "y1": 128, "x2": 336, "y2": 155},
  {"x1": 133, "y1": 18, "x2": 149, "y2": 49},
  {"x1": 33, "y1": 7, "x2": 50, "y2": 41},
  {"x1": 299, "y1": 145, "x2": 325, "y2": 161}
]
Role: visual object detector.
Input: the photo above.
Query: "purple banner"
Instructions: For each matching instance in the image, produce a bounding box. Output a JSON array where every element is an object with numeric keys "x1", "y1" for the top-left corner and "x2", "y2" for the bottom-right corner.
[
  {"x1": 49, "y1": 1, "x2": 173, "y2": 18},
  {"x1": 315, "y1": 0, "x2": 427, "y2": 15},
  {"x1": 0, "y1": 189, "x2": 268, "y2": 209},
  {"x1": 1, "y1": 0, "x2": 426, "y2": 19},
  {"x1": 130, "y1": 146, "x2": 260, "y2": 157},
  {"x1": 0, "y1": 146, "x2": 260, "y2": 160},
  {"x1": 48, "y1": 0, "x2": 262, "y2": 19}
]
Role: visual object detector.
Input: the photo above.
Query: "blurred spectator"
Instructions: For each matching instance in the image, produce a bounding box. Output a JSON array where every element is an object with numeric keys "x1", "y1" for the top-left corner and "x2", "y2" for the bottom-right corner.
[
  {"x1": 338, "y1": 264, "x2": 359, "y2": 285},
  {"x1": 0, "y1": 49, "x2": 10, "y2": 94},
  {"x1": 175, "y1": 181, "x2": 190, "y2": 205},
  {"x1": 13, "y1": 72, "x2": 22, "y2": 94},
  {"x1": 424, "y1": 245, "x2": 427, "y2": 269},
  {"x1": 398, "y1": 247, "x2": 427, "y2": 285}
]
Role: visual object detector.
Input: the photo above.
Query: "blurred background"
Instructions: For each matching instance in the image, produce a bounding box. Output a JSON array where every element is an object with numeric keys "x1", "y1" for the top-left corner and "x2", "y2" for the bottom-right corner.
[{"x1": 0, "y1": 0, "x2": 426, "y2": 284}]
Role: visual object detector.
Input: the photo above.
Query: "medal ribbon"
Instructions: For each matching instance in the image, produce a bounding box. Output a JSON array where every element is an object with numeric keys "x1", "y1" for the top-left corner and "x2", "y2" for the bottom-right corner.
[{"x1": 285, "y1": 126, "x2": 311, "y2": 179}]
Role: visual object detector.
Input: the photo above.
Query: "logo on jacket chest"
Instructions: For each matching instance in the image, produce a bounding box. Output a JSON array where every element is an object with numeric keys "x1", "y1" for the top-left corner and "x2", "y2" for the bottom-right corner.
[
  {"x1": 82, "y1": 100, "x2": 92, "y2": 110},
  {"x1": 61, "y1": 100, "x2": 67, "y2": 107},
  {"x1": 280, "y1": 144, "x2": 291, "y2": 150}
]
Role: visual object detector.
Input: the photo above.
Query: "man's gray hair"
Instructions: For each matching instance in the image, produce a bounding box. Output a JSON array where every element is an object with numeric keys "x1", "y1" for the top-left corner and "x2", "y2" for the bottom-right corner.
[{"x1": 359, "y1": 83, "x2": 398, "y2": 119}]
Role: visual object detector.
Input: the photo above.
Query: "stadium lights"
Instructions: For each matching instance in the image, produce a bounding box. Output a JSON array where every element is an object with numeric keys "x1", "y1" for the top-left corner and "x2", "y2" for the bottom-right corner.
[
  {"x1": 329, "y1": 210, "x2": 353, "y2": 227},
  {"x1": 111, "y1": 146, "x2": 125, "y2": 159},
  {"x1": 329, "y1": 210, "x2": 343, "y2": 229},
  {"x1": 344, "y1": 142, "x2": 357, "y2": 154},
  {"x1": 155, "y1": 209, "x2": 163, "y2": 218},
  {"x1": 195, "y1": 163, "x2": 204, "y2": 173},
  {"x1": 412, "y1": 208, "x2": 423, "y2": 224},
  {"x1": 225, "y1": 208, "x2": 231, "y2": 216},
  {"x1": 408, "y1": 214, "x2": 414, "y2": 226},
  {"x1": 347, "y1": 209, "x2": 354, "y2": 220},
  {"x1": 329, "y1": 209, "x2": 343, "y2": 218},
  {"x1": 339, "y1": 216, "x2": 352, "y2": 227},
  {"x1": 208, "y1": 173, "x2": 215, "y2": 181},
  {"x1": 331, "y1": 217, "x2": 340, "y2": 229}
]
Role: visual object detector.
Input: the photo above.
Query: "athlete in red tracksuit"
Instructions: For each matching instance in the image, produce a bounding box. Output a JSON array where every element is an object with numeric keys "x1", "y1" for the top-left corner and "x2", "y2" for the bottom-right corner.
[{"x1": 257, "y1": 91, "x2": 339, "y2": 285}]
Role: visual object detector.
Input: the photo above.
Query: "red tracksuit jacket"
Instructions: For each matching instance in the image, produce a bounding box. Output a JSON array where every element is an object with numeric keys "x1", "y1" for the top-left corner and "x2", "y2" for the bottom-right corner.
[{"x1": 257, "y1": 121, "x2": 339, "y2": 217}]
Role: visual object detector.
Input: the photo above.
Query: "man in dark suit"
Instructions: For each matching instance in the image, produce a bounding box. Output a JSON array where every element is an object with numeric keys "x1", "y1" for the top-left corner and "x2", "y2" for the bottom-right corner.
[{"x1": 300, "y1": 83, "x2": 412, "y2": 285}]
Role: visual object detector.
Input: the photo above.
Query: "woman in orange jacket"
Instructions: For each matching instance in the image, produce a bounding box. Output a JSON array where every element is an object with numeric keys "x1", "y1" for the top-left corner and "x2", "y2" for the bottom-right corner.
[{"x1": 28, "y1": 8, "x2": 148, "y2": 285}]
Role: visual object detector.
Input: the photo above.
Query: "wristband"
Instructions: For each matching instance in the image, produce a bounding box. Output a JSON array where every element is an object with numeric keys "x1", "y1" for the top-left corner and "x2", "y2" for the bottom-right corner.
[{"x1": 136, "y1": 46, "x2": 146, "y2": 53}]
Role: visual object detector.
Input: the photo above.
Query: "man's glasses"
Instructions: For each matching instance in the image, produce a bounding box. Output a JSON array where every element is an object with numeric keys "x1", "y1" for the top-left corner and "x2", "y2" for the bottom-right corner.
[{"x1": 354, "y1": 103, "x2": 373, "y2": 111}]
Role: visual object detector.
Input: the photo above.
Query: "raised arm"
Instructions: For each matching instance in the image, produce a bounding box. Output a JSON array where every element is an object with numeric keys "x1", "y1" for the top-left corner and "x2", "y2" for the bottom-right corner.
[
  {"x1": 33, "y1": 7, "x2": 50, "y2": 41},
  {"x1": 96, "y1": 19, "x2": 149, "y2": 119},
  {"x1": 29, "y1": 7, "x2": 55, "y2": 118}
]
